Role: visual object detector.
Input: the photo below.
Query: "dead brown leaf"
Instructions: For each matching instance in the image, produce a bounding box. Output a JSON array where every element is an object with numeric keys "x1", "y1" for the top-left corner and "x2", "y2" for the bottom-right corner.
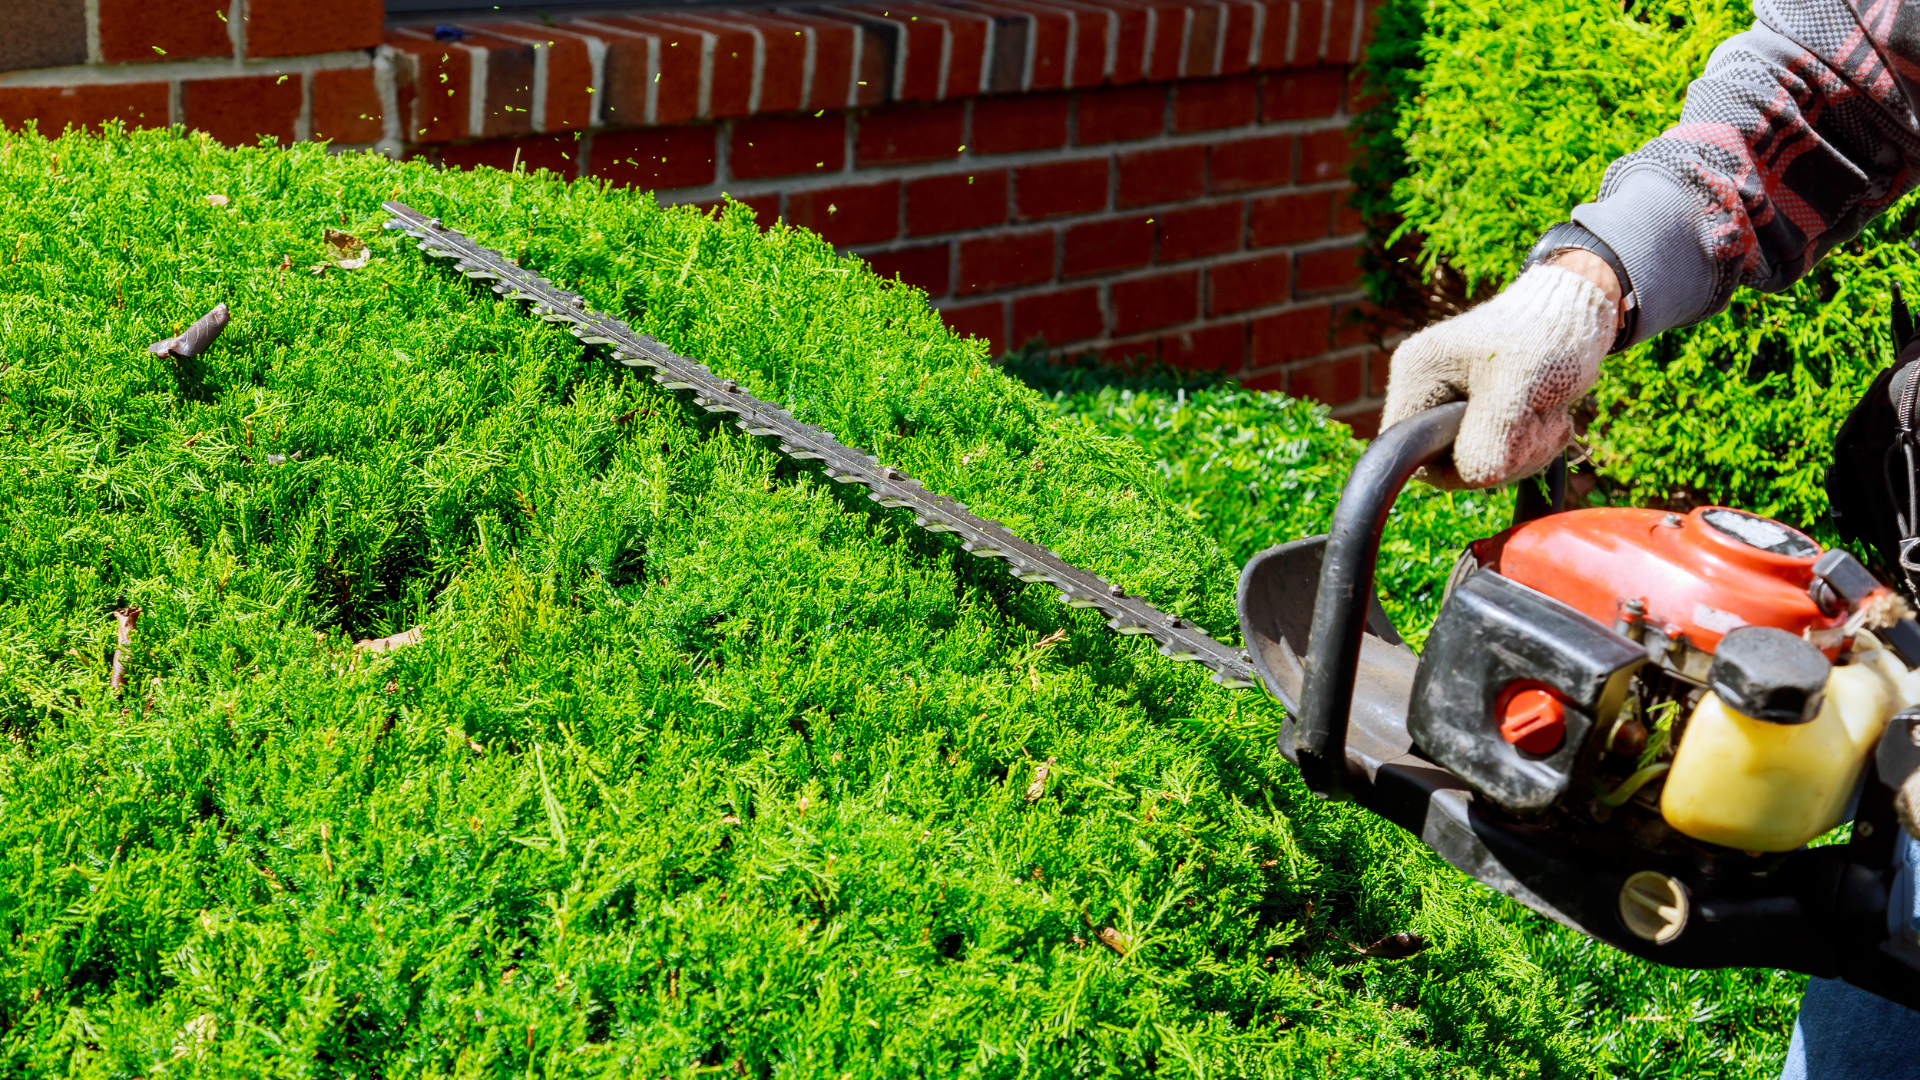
[
  {"x1": 312, "y1": 228, "x2": 371, "y2": 273},
  {"x1": 1096, "y1": 926, "x2": 1131, "y2": 956},
  {"x1": 1024, "y1": 757, "x2": 1056, "y2": 801}
]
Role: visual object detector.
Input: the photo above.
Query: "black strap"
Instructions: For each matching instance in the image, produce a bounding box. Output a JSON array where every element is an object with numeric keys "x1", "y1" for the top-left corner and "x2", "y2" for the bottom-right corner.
[{"x1": 1522, "y1": 221, "x2": 1639, "y2": 353}]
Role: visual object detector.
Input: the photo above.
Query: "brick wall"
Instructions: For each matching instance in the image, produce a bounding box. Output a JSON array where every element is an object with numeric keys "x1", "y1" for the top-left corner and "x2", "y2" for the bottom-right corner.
[{"x1": 0, "y1": 0, "x2": 1388, "y2": 432}]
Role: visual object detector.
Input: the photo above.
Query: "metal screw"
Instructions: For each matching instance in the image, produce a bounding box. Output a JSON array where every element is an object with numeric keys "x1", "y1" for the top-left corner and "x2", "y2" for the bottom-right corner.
[
  {"x1": 571, "y1": 296, "x2": 585, "y2": 308},
  {"x1": 885, "y1": 468, "x2": 904, "y2": 481},
  {"x1": 428, "y1": 217, "x2": 443, "y2": 229},
  {"x1": 1164, "y1": 614, "x2": 1180, "y2": 627},
  {"x1": 1663, "y1": 513, "x2": 1684, "y2": 528},
  {"x1": 1858, "y1": 820, "x2": 1877, "y2": 839},
  {"x1": 1108, "y1": 584, "x2": 1124, "y2": 597},
  {"x1": 724, "y1": 379, "x2": 739, "y2": 392}
]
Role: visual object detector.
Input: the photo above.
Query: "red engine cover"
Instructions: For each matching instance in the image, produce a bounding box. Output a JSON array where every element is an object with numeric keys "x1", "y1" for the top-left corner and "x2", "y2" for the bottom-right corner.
[{"x1": 1474, "y1": 506, "x2": 1845, "y2": 654}]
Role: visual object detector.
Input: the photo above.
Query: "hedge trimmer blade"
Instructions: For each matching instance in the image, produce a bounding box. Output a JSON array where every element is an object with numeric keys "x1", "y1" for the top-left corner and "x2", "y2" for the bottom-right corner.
[{"x1": 381, "y1": 201, "x2": 1256, "y2": 689}]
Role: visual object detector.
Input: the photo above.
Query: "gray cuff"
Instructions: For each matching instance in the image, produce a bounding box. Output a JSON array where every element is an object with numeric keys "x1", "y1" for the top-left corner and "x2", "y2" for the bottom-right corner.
[{"x1": 1570, "y1": 167, "x2": 1718, "y2": 347}]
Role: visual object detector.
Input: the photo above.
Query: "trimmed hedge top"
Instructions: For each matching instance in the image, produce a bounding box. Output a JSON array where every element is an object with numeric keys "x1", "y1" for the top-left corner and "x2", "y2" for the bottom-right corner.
[{"x1": 0, "y1": 125, "x2": 1795, "y2": 1076}]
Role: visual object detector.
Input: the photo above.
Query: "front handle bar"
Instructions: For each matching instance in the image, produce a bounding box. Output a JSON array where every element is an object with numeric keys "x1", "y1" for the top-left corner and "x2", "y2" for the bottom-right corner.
[{"x1": 1293, "y1": 402, "x2": 1466, "y2": 796}]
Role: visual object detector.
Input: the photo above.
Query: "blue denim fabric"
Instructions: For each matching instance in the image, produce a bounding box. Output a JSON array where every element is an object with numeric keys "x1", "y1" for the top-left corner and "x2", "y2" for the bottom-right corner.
[{"x1": 1779, "y1": 834, "x2": 1920, "y2": 1079}]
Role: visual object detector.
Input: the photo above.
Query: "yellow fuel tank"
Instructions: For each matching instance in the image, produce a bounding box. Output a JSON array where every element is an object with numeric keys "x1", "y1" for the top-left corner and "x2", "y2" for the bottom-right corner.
[{"x1": 1661, "y1": 642, "x2": 1903, "y2": 851}]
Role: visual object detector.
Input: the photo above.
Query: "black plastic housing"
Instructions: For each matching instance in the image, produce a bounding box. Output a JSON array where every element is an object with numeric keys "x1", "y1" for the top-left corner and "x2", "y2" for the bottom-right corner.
[{"x1": 1409, "y1": 571, "x2": 1648, "y2": 811}]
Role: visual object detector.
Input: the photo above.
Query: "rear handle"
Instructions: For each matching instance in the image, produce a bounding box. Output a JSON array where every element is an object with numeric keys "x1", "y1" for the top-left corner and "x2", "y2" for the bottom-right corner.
[{"x1": 1293, "y1": 402, "x2": 1466, "y2": 797}]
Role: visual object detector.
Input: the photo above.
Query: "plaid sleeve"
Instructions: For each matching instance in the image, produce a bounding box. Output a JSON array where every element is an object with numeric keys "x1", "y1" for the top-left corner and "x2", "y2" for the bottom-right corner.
[{"x1": 1570, "y1": 0, "x2": 1920, "y2": 347}]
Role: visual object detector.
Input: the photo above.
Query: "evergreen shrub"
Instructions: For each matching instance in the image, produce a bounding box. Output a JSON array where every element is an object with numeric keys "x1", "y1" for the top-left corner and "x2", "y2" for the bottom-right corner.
[
  {"x1": 1380, "y1": 0, "x2": 1920, "y2": 530},
  {"x1": 0, "y1": 124, "x2": 1803, "y2": 1076}
]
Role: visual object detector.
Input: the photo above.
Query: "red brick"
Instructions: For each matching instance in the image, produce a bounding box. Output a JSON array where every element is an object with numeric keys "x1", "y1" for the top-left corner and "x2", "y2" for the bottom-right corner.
[
  {"x1": 1062, "y1": 215, "x2": 1153, "y2": 278},
  {"x1": 583, "y1": 27, "x2": 651, "y2": 127},
  {"x1": 1076, "y1": 85, "x2": 1164, "y2": 145},
  {"x1": 906, "y1": 170, "x2": 1008, "y2": 236},
  {"x1": 864, "y1": 243, "x2": 951, "y2": 297},
  {"x1": 1158, "y1": 202, "x2": 1243, "y2": 263},
  {"x1": 731, "y1": 113, "x2": 847, "y2": 179},
  {"x1": 892, "y1": 3, "x2": 991, "y2": 98},
  {"x1": 1344, "y1": 407, "x2": 1383, "y2": 438},
  {"x1": 853, "y1": 18, "x2": 891, "y2": 107},
  {"x1": 590, "y1": 16, "x2": 702, "y2": 124},
  {"x1": 786, "y1": 180, "x2": 902, "y2": 247},
  {"x1": 856, "y1": 101, "x2": 965, "y2": 167},
  {"x1": 1063, "y1": 3, "x2": 1109, "y2": 87},
  {"x1": 1263, "y1": 66, "x2": 1345, "y2": 121},
  {"x1": 1094, "y1": 3, "x2": 1150, "y2": 83},
  {"x1": 973, "y1": 93, "x2": 1070, "y2": 154},
  {"x1": 1210, "y1": 134, "x2": 1293, "y2": 193},
  {"x1": 849, "y1": 9, "x2": 945, "y2": 102},
  {"x1": 641, "y1": 14, "x2": 757, "y2": 118},
  {"x1": 1173, "y1": 75, "x2": 1259, "y2": 132},
  {"x1": 1221, "y1": 0, "x2": 1260, "y2": 73},
  {"x1": 587, "y1": 17, "x2": 702, "y2": 124},
  {"x1": 0, "y1": 83, "x2": 169, "y2": 135},
  {"x1": 1249, "y1": 190, "x2": 1334, "y2": 247},
  {"x1": 941, "y1": 299, "x2": 1008, "y2": 353},
  {"x1": 1140, "y1": 0, "x2": 1187, "y2": 80},
  {"x1": 1185, "y1": 3, "x2": 1224, "y2": 78},
  {"x1": 441, "y1": 133, "x2": 579, "y2": 176},
  {"x1": 1288, "y1": 353, "x2": 1365, "y2": 405},
  {"x1": 467, "y1": 22, "x2": 596, "y2": 131},
  {"x1": 1250, "y1": 304, "x2": 1333, "y2": 366},
  {"x1": 1100, "y1": 336, "x2": 1161, "y2": 365},
  {"x1": 183, "y1": 75, "x2": 300, "y2": 147},
  {"x1": 591, "y1": 126, "x2": 718, "y2": 191},
  {"x1": 1297, "y1": 244, "x2": 1363, "y2": 295},
  {"x1": 1256, "y1": 0, "x2": 1292, "y2": 69},
  {"x1": 1015, "y1": 158, "x2": 1109, "y2": 221},
  {"x1": 245, "y1": 0, "x2": 382, "y2": 58},
  {"x1": 99, "y1": 0, "x2": 229, "y2": 63},
  {"x1": 736, "y1": 15, "x2": 806, "y2": 114},
  {"x1": 797, "y1": 14, "x2": 860, "y2": 111},
  {"x1": 691, "y1": 193, "x2": 782, "y2": 229},
  {"x1": 1117, "y1": 145, "x2": 1205, "y2": 207},
  {"x1": 958, "y1": 230, "x2": 1056, "y2": 295},
  {"x1": 1300, "y1": 128, "x2": 1352, "y2": 184},
  {"x1": 1239, "y1": 369, "x2": 1286, "y2": 391},
  {"x1": 1291, "y1": 0, "x2": 1326, "y2": 66},
  {"x1": 1012, "y1": 287, "x2": 1103, "y2": 347},
  {"x1": 1332, "y1": 300, "x2": 1382, "y2": 349},
  {"x1": 1161, "y1": 322, "x2": 1244, "y2": 371},
  {"x1": 1208, "y1": 252, "x2": 1290, "y2": 315},
  {"x1": 311, "y1": 67, "x2": 383, "y2": 145},
  {"x1": 1328, "y1": 0, "x2": 1358, "y2": 64},
  {"x1": 969, "y1": 0, "x2": 1071, "y2": 92},
  {"x1": 1334, "y1": 190, "x2": 1366, "y2": 234},
  {"x1": 1112, "y1": 270, "x2": 1199, "y2": 335},
  {"x1": 465, "y1": 33, "x2": 537, "y2": 139},
  {"x1": 387, "y1": 32, "x2": 470, "y2": 142}
]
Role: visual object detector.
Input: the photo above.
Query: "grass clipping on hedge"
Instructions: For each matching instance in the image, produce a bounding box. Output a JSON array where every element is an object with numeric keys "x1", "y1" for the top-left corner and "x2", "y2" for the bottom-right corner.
[{"x1": 0, "y1": 127, "x2": 1790, "y2": 1076}]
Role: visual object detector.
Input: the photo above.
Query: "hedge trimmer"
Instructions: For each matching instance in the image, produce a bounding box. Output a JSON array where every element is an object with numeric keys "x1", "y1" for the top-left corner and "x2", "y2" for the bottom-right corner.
[{"x1": 384, "y1": 202, "x2": 1920, "y2": 1009}]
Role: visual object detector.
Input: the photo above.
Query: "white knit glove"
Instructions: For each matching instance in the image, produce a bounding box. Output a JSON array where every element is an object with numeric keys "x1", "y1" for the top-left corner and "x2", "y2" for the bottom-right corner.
[{"x1": 1381, "y1": 264, "x2": 1615, "y2": 489}]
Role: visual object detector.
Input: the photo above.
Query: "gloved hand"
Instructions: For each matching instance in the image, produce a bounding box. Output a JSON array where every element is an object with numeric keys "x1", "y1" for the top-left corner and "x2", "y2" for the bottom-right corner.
[{"x1": 1381, "y1": 263, "x2": 1616, "y2": 489}]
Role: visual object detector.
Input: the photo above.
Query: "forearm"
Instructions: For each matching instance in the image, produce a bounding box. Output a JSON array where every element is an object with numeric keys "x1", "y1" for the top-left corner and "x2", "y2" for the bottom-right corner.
[{"x1": 1568, "y1": 5, "x2": 1920, "y2": 346}]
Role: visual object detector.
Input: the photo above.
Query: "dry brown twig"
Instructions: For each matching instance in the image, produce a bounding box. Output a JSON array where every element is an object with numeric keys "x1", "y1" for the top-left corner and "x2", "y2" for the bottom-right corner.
[
  {"x1": 109, "y1": 607, "x2": 141, "y2": 692},
  {"x1": 353, "y1": 626, "x2": 422, "y2": 655}
]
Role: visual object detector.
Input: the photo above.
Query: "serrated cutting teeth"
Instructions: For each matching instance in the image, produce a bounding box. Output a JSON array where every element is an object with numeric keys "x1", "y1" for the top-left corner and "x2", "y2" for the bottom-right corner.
[{"x1": 380, "y1": 199, "x2": 1258, "y2": 692}]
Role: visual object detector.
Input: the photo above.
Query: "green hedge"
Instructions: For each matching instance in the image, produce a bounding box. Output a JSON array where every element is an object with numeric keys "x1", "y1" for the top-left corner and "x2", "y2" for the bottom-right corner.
[
  {"x1": 0, "y1": 123, "x2": 1810, "y2": 1077},
  {"x1": 1377, "y1": 0, "x2": 1920, "y2": 532}
]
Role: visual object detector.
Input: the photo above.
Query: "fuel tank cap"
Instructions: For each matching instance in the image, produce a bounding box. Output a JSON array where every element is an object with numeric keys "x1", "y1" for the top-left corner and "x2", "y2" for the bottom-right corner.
[{"x1": 1707, "y1": 625, "x2": 1830, "y2": 724}]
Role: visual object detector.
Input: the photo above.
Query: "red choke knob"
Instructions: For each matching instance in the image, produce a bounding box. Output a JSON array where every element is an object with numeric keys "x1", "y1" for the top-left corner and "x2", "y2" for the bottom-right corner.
[{"x1": 1500, "y1": 687, "x2": 1566, "y2": 755}]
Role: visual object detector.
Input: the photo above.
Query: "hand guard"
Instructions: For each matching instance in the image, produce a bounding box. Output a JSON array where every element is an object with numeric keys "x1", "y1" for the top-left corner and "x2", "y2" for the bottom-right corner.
[{"x1": 1381, "y1": 264, "x2": 1614, "y2": 489}]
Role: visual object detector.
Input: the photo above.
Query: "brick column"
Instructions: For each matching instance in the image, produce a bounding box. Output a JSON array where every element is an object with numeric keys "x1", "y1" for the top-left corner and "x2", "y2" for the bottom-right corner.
[{"x1": 0, "y1": 0, "x2": 1387, "y2": 431}]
